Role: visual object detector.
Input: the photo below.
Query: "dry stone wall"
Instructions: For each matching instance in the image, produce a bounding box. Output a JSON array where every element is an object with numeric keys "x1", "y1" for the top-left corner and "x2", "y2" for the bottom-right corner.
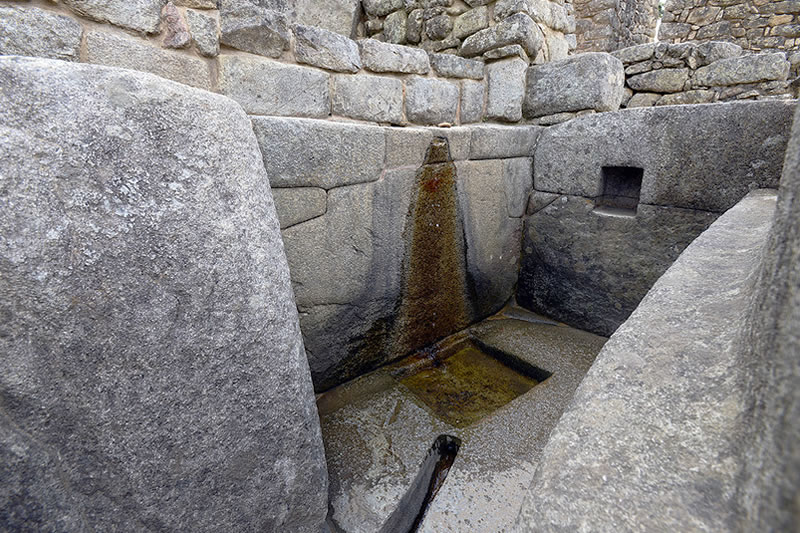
[
  {"x1": 359, "y1": 0, "x2": 577, "y2": 64},
  {"x1": 573, "y1": 0, "x2": 659, "y2": 52},
  {"x1": 614, "y1": 40, "x2": 795, "y2": 107},
  {"x1": 660, "y1": 0, "x2": 800, "y2": 53}
]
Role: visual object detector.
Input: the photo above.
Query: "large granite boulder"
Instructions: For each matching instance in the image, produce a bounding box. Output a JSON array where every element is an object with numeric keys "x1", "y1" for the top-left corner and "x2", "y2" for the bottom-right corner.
[
  {"x1": 0, "y1": 57, "x2": 327, "y2": 532},
  {"x1": 515, "y1": 189, "x2": 780, "y2": 532},
  {"x1": 736, "y1": 100, "x2": 800, "y2": 532}
]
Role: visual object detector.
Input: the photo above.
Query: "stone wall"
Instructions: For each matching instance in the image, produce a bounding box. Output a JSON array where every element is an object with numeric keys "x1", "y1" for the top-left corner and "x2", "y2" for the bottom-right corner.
[
  {"x1": 615, "y1": 40, "x2": 794, "y2": 107},
  {"x1": 660, "y1": 0, "x2": 800, "y2": 53},
  {"x1": 573, "y1": 0, "x2": 659, "y2": 53},
  {"x1": 359, "y1": 0, "x2": 577, "y2": 64},
  {"x1": 517, "y1": 100, "x2": 795, "y2": 336}
]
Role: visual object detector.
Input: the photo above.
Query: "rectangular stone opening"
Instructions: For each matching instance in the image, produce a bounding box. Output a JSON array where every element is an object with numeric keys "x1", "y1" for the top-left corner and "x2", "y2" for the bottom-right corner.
[
  {"x1": 391, "y1": 336, "x2": 552, "y2": 428},
  {"x1": 594, "y1": 166, "x2": 643, "y2": 215}
]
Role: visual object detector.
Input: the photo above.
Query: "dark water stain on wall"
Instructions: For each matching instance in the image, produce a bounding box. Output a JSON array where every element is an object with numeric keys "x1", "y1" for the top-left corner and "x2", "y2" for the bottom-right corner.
[{"x1": 394, "y1": 137, "x2": 471, "y2": 355}]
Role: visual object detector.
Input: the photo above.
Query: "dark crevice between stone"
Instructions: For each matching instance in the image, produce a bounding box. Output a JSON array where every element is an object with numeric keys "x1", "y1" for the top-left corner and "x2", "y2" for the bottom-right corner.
[{"x1": 378, "y1": 435, "x2": 461, "y2": 533}]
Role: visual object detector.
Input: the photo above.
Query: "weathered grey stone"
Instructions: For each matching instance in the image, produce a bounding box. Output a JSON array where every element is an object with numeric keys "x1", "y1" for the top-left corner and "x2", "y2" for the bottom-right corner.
[
  {"x1": 86, "y1": 31, "x2": 212, "y2": 91},
  {"x1": 0, "y1": 56, "x2": 327, "y2": 533},
  {"x1": 283, "y1": 167, "x2": 416, "y2": 388},
  {"x1": 526, "y1": 190, "x2": 559, "y2": 214},
  {"x1": 251, "y1": 117, "x2": 385, "y2": 188},
  {"x1": 457, "y1": 160, "x2": 525, "y2": 316},
  {"x1": 363, "y1": 0, "x2": 405, "y2": 16},
  {"x1": 627, "y1": 68, "x2": 690, "y2": 93},
  {"x1": 460, "y1": 13, "x2": 543, "y2": 57},
  {"x1": 483, "y1": 43, "x2": 530, "y2": 62},
  {"x1": 293, "y1": 24, "x2": 362, "y2": 73},
  {"x1": 695, "y1": 40, "x2": 743, "y2": 66},
  {"x1": 219, "y1": 1, "x2": 290, "y2": 58},
  {"x1": 533, "y1": 101, "x2": 795, "y2": 212},
  {"x1": 332, "y1": 74, "x2": 404, "y2": 123},
  {"x1": 295, "y1": 0, "x2": 360, "y2": 37},
  {"x1": 515, "y1": 189, "x2": 778, "y2": 532},
  {"x1": 612, "y1": 42, "x2": 657, "y2": 63},
  {"x1": 542, "y1": 27, "x2": 569, "y2": 61},
  {"x1": 694, "y1": 53, "x2": 790, "y2": 86},
  {"x1": 470, "y1": 125, "x2": 542, "y2": 159},
  {"x1": 503, "y1": 157, "x2": 533, "y2": 217},
  {"x1": 407, "y1": 8, "x2": 424, "y2": 42},
  {"x1": 360, "y1": 38, "x2": 431, "y2": 73},
  {"x1": 162, "y1": 2, "x2": 191, "y2": 49},
  {"x1": 406, "y1": 77, "x2": 459, "y2": 125},
  {"x1": 272, "y1": 187, "x2": 328, "y2": 229},
  {"x1": 453, "y1": 5, "x2": 489, "y2": 39},
  {"x1": 425, "y1": 14, "x2": 454, "y2": 40},
  {"x1": 384, "y1": 9, "x2": 408, "y2": 43},
  {"x1": 62, "y1": 0, "x2": 162, "y2": 33},
  {"x1": 186, "y1": 9, "x2": 219, "y2": 57},
  {"x1": 517, "y1": 196, "x2": 719, "y2": 336},
  {"x1": 423, "y1": 35, "x2": 461, "y2": 52},
  {"x1": 737, "y1": 102, "x2": 800, "y2": 533},
  {"x1": 461, "y1": 80, "x2": 485, "y2": 123},
  {"x1": 384, "y1": 126, "x2": 471, "y2": 167},
  {"x1": 430, "y1": 52, "x2": 484, "y2": 78},
  {"x1": 218, "y1": 55, "x2": 330, "y2": 117},
  {"x1": 486, "y1": 57, "x2": 527, "y2": 122},
  {"x1": 175, "y1": 0, "x2": 218, "y2": 7},
  {"x1": 0, "y1": 6, "x2": 82, "y2": 62},
  {"x1": 496, "y1": 0, "x2": 573, "y2": 32},
  {"x1": 524, "y1": 52, "x2": 625, "y2": 118},
  {"x1": 656, "y1": 89, "x2": 715, "y2": 105},
  {"x1": 626, "y1": 92, "x2": 661, "y2": 107}
]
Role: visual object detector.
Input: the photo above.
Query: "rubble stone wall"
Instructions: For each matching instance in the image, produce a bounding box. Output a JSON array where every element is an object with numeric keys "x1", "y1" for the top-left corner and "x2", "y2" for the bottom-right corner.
[
  {"x1": 660, "y1": 0, "x2": 800, "y2": 53},
  {"x1": 574, "y1": 0, "x2": 659, "y2": 53},
  {"x1": 614, "y1": 40, "x2": 794, "y2": 107}
]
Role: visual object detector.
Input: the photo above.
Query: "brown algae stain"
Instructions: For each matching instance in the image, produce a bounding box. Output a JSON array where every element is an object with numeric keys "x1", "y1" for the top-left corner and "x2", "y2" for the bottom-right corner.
[
  {"x1": 396, "y1": 137, "x2": 471, "y2": 354},
  {"x1": 393, "y1": 338, "x2": 540, "y2": 428}
]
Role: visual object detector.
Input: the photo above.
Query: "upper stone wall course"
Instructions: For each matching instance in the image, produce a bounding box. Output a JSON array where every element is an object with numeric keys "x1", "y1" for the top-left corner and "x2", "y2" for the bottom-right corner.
[
  {"x1": 359, "y1": 38, "x2": 431, "y2": 73},
  {"x1": 61, "y1": 0, "x2": 163, "y2": 33},
  {"x1": 0, "y1": 5, "x2": 83, "y2": 62}
]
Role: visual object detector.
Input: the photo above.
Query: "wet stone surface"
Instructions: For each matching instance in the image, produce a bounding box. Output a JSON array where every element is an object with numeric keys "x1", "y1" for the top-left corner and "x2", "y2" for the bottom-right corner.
[{"x1": 318, "y1": 305, "x2": 606, "y2": 533}]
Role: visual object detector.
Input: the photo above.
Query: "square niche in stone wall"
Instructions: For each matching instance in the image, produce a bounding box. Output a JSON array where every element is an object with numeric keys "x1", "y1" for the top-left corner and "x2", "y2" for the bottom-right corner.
[{"x1": 594, "y1": 166, "x2": 644, "y2": 215}]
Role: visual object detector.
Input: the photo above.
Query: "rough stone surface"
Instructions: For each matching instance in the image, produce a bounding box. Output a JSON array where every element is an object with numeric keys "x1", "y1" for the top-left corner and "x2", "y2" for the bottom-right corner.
[
  {"x1": 627, "y1": 67, "x2": 690, "y2": 93},
  {"x1": 86, "y1": 31, "x2": 212, "y2": 91},
  {"x1": 283, "y1": 168, "x2": 416, "y2": 388},
  {"x1": 295, "y1": 0, "x2": 360, "y2": 37},
  {"x1": 524, "y1": 52, "x2": 625, "y2": 118},
  {"x1": 517, "y1": 197, "x2": 718, "y2": 336},
  {"x1": 461, "y1": 80, "x2": 485, "y2": 123},
  {"x1": 453, "y1": 5, "x2": 490, "y2": 39},
  {"x1": 219, "y1": 0, "x2": 290, "y2": 58},
  {"x1": 0, "y1": 56, "x2": 327, "y2": 533},
  {"x1": 737, "y1": 102, "x2": 800, "y2": 533},
  {"x1": 293, "y1": 24, "x2": 362, "y2": 73},
  {"x1": 218, "y1": 55, "x2": 330, "y2": 117},
  {"x1": 384, "y1": 126, "x2": 472, "y2": 167},
  {"x1": 460, "y1": 13, "x2": 544, "y2": 57},
  {"x1": 272, "y1": 187, "x2": 328, "y2": 229},
  {"x1": 251, "y1": 117, "x2": 385, "y2": 188},
  {"x1": 612, "y1": 42, "x2": 656, "y2": 63},
  {"x1": 384, "y1": 9, "x2": 408, "y2": 43},
  {"x1": 470, "y1": 125, "x2": 542, "y2": 159},
  {"x1": 515, "y1": 190, "x2": 777, "y2": 531},
  {"x1": 694, "y1": 53, "x2": 791, "y2": 87},
  {"x1": 360, "y1": 38, "x2": 431, "y2": 73},
  {"x1": 656, "y1": 89, "x2": 715, "y2": 106},
  {"x1": 162, "y1": 2, "x2": 192, "y2": 49},
  {"x1": 483, "y1": 43, "x2": 530, "y2": 62},
  {"x1": 626, "y1": 91, "x2": 661, "y2": 107},
  {"x1": 62, "y1": 0, "x2": 163, "y2": 33},
  {"x1": 457, "y1": 160, "x2": 526, "y2": 315},
  {"x1": 430, "y1": 53, "x2": 485, "y2": 79},
  {"x1": 533, "y1": 101, "x2": 795, "y2": 212},
  {"x1": 186, "y1": 8, "x2": 219, "y2": 57},
  {"x1": 0, "y1": 6, "x2": 82, "y2": 62},
  {"x1": 363, "y1": 0, "x2": 405, "y2": 17},
  {"x1": 695, "y1": 41, "x2": 743, "y2": 67},
  {"x1": 175, "y1": 0, "x2": 218, "y2": 7},
  {"x1": 486, "y1": 57, "x2": 527, "y2": 122},
  {"x1": 425, "y1": 14, "x2": 454, "y2": 40},
  {"x1": 406, "y1": 77, "x2": 459, "y2": 125},
  {"x1": 332, "y1": 74, "x2": 404, "y2": 123}
]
